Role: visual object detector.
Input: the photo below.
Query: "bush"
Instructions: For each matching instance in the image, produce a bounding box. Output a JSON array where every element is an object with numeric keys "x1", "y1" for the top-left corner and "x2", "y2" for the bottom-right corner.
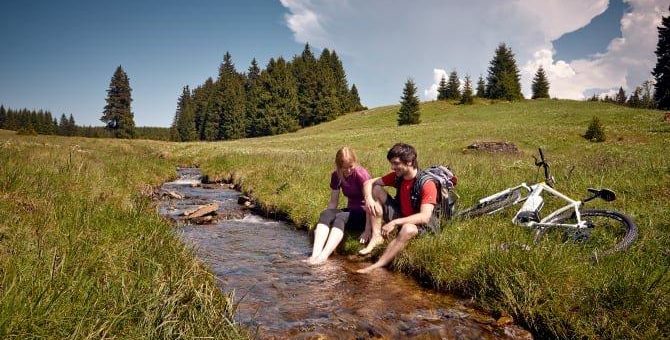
[{"x1": 584, "y1": 116, "x2": 605, "y2": 142}]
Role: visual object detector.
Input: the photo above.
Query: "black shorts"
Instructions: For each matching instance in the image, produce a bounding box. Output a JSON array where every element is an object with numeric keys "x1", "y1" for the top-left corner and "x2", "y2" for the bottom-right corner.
[
  {"x1": 317, "y1": 208, "x2": 366, "y2": 231},
  {"x1": 382, "y1": 196, "x2": 440, "y2": 233}
]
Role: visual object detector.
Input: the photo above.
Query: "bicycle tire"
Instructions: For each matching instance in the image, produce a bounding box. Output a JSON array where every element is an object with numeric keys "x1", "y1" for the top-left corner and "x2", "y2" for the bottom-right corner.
[
  {"x1": 542, "y1": 209, "x2": 637, "y2": 257},
  {"x1": 455, "y1": 189, "x2": 521, "y2": 220}
]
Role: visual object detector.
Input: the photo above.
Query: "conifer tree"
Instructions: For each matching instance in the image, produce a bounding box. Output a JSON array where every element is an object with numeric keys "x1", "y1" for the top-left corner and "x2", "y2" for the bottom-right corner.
[
  {"x1": 437, "y1": 75, "x2": 448, "y2": 100},
  {"x1": 460, "y1": 76, "x2": 474, "y2": 105},
  {"x1": 173, "y1": 86, "x2": 197, "y2": 141},
  {"x1": 445, "y1": 71, "x2": 461, "y2": 100},
  {"x1": 486, "y1": 43, "x2": 523, "y2": 101},
  {"x1": 101, "y1": 65, "x2": 135, "y2": 138},
  {"x1": 314, "y1": 49, "x2": 340, "y2": 124},
  {"x1": 615, "y1": 87, "x2": 627, "y2": 104},
  {"x1": 641, "y1": 80, "x2": 655, "y2": 109},
  {"x1": 398, "y1": 79, "x2": 420, "y2": 125},
  {"x1": 257, "y1": 58, "x2": 299, "y2": 135},
  {"x1": 59, "y1": 114, "x2": 68, "y2": 135},
  {"x1": 349, "y1": 84, "x2": 365, "y2": 111},
  {"x1": 476, "y1": 75, "x2": 486, "y2": 98},
  {"x1": 245, "y1": 58, "x2": 265, "y2": 137},
  {"x1": 68, "y1": 114, "x2": 76, "y2": 136},
  {"x1": 627, "y1": 87, "x2": 642, "y2": 108},
  {"x1": 215, "y1": 52, "x2": 246, "y2": 140},
  {"x1": 0, "y1": 105, "x2": 5, "y2": 129},
  {"x1": 193, "y1": 78, "x2": 216, "y2": 140},
  {"x1": 653, "y1": 6, "x2": 670, "y2": 109},
  {"x1": 328, "y1": 50, "x2": 350, "y2": 113},
  {"x1": 531, "y1": 66, "x2": 550, "y2": 99},
  {"x1": 292, "y1": 44, "x2": 319, "y2": 127}
]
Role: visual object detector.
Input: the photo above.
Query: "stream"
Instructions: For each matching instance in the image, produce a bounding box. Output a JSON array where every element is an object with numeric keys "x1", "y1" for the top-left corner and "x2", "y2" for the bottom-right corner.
[{"x1": 158, "y1": 168, "x2": 532, "y2": 339}]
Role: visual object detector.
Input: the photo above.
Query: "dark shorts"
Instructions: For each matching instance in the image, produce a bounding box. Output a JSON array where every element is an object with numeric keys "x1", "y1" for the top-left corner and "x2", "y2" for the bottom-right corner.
[
  {"x1": 317, "y1": 208, "x2": 366, "y2": 231},
  {"x1": 382, "y1": 196, "x2": 440, "y2": 233}
]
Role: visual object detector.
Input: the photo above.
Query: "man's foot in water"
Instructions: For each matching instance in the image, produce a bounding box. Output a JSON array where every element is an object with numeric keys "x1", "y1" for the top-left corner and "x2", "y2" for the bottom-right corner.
[{"x1": 355, "y1": 263, "x2": 381, "y2": 274}]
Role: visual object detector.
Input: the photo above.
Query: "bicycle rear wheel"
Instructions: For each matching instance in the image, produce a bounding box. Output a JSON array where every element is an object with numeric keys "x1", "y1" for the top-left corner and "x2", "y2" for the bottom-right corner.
[
  {"x1": 455, "y1": 189, "x2": 521, "y2": 220},
  {"x1": 542, "y1": 209, "x2": 637, "y2": 258}
]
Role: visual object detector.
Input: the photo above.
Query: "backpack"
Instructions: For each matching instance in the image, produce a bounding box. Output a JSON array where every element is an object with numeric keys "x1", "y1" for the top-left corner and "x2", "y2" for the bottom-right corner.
[{"x1": 394, "y1": 165, "x2": 459, "y2": 231}]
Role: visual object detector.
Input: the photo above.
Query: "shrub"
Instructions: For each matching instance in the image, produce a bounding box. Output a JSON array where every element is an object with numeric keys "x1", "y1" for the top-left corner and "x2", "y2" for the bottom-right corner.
[{"x1": 584, "y1": 116, "x2": 605, "y2": 142}]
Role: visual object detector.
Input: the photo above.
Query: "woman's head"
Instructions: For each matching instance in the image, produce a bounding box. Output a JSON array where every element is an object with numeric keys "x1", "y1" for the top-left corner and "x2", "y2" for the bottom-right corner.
[{"x1": 335, "y1": 147, "x2": 358, "y2": 178}]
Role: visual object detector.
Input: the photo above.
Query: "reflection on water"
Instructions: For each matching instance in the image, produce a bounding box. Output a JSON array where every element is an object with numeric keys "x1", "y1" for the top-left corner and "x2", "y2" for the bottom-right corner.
[{"x1": 159, "y1": 168, "x2": 532, "y2": 339}]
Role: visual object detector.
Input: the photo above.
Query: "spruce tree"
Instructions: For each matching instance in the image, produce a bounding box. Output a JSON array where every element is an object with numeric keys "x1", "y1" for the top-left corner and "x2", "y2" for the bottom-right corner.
[
  {"x1": 328, "y1": 50, "x2": 350, "y2": 113},
  {"x1": 292, "y1": 44, "x2": 319, "y2": 127},
  {"x1": 68, "y1": 114, "x2": 76, "y2": 136},
  {"x1": 653, "y1": 6, "x2": 670, "y2": 109},
  {"x1": 476, "y1": 75, "x2": 486, "y2": 98},
  {"x1": 215, "y1": 52, "x2": 246, "y2": 140},
  {"x1": 627, "y1": 87, "x2": 642, "y2": 108},
  {"x1": 486, "y1": 43, "x2": 523, "y2": 101},
  {"x1": 257, "y1": 58, "x2": 299, "y2": 135},
  {"x1": 615, "y1": 87, "x2": 627, "y2": 104},
  {"x1": 437, "y1": 75, "x2": 448, "y2": 100},
  {"x1": 59, "y1": 114, "x2": 68, "y2": 135},
  {"x1": 101, "y1": 65, "x2": 135, "y2": 138},
  {"x1": 349, "y1": 84, "x2": 365, "y2": 111},
  {"x1": 531, "y1": 66, "x2": 550, "y2": 99},
  {"x1": 398, "y1": 79, "x2": 420, "y2": 125},
  {"x1": 314, "y1": 49, "x2": 340, "y2": 124},
  {"x1": 445, "y1": 71, "x2": 461, "y2": 100},
  {"x1": 173, "y1": 86, "x2": 197, "y2": 141},
  {"x1": 193, "y1": 78, "x2": 216, "y2": 140},
  {"x1": 245, "y1": 58, "x2": 265, "y2": 137},
  {"x1": 0, "y1": 105, "x2": 5, "y2": 129},
  {"x1": 460, "y1": 76, "x2": 474, "y2": 105},
  {"x1": 641, "y1": 80, "x2": 655, "y2": 109}
]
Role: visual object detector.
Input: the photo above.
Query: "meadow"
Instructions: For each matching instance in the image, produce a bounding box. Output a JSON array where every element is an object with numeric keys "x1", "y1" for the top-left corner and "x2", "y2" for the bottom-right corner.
[{"x1": 0, "y1": 99, "x2": 668, "y2": 338}]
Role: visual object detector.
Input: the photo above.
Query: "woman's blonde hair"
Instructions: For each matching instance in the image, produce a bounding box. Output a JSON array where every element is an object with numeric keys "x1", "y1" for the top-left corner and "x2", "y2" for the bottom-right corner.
[{"x1": 335, "y1": 147, "x2": 358, "y2": 179}]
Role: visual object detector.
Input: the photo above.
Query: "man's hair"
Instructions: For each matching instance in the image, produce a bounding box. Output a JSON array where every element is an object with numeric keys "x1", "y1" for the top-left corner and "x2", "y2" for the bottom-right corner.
[{"x1": 387, "y1": 143, "x2": 418, "y2": 169}]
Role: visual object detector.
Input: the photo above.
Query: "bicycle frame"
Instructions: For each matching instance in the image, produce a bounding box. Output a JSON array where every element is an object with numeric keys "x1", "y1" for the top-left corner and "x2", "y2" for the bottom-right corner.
[{"x1": 479, "y1": 182, "x2": 588, "y2": 229}]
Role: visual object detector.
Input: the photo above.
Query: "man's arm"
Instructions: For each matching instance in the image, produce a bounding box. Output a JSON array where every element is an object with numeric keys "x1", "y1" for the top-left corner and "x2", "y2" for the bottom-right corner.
[
  {"x1": 381, "y1": 204, "x2": 434, "y2": 236},
  {"x1": 363, "y1": 177, "x2": 385, "y2": 216}
]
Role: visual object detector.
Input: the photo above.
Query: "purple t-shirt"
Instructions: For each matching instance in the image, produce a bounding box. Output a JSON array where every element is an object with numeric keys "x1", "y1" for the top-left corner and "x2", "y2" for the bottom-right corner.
[{"x1": 329, "y1": 166, "x2": 371, "y2": 213}]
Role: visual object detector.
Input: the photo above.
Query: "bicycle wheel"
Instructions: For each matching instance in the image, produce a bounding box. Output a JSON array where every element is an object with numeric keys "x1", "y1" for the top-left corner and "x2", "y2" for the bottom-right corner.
[
  {"x1": 541, "y1": 209, "x2": 637, "y2": 258},
  {"x1": 455, "y1": 189, "x2": 521, "y2": 220}
]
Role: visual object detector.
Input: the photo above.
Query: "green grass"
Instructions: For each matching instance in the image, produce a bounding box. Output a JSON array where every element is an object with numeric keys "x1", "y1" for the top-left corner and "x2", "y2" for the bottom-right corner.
[
  {"x1": 0, "y1": 132, "x2": 244, "y2": 338},
  {"x1": 1, "y1": 99, "x2": 668, "y2": 339},
  {"x1": 187, "y1": 99, "x2": 669, "y2": 339}
]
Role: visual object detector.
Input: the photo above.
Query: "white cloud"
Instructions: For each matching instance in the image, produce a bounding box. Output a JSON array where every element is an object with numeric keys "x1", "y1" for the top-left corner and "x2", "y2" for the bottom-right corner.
[
  {"x1": 279, "y1": 0, "x2": 666, "y2": 105},
  {"x1": 424, "y1": 69, "x2": 447, "y2": 100}
]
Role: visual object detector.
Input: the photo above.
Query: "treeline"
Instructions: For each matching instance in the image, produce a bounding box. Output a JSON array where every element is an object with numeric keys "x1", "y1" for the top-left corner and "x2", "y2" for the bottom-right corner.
[
  {"x1": 171, "y1": 44, "x2": 366, "y2": 142},
  {"x1": 587, "y1": 82, "x2": 657, "y2": 109}
]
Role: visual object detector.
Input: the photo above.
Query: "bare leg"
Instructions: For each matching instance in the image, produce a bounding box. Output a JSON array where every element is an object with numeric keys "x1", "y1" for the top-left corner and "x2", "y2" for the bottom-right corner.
[
  {"x1": 308, "y1": 223, "x2": 330, "y2": 261},
  {"x1": 356, "y1": 224, "x2": 419, "y2": 274},
  {"x1": 358, "y1": 186, "x2": 388, "y2": 255},
  {"x1": 359, "y1": 211, "x2": 373, "y2": 243},
  {"x1": 311, "y1": 212, "x2": 348, "y2": 264}
]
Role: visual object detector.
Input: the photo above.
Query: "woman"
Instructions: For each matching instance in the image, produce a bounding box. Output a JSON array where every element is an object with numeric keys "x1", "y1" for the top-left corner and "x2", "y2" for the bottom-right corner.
[{"x1": 307, "y1": 147, "x2": 373, "y2": 265}]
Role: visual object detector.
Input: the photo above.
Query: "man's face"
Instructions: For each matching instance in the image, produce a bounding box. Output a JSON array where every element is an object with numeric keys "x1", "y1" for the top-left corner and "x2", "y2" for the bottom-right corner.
[{"x1": 389, "y1": 157, "x2": 412, "y2": 177}]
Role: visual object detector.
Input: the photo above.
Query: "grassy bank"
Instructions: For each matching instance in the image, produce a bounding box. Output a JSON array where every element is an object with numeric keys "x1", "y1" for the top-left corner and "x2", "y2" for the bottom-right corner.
[
  {"x1": 186, "y1": 99, "x2": 669, "y2": 338},
  {"x1": 0, "y1": 131, "x2": 244, "y2": 338}
]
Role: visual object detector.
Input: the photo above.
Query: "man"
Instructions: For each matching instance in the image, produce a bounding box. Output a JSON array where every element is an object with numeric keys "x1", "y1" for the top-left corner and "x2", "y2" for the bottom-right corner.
[{"x1": 356, "y1": 143, "x2": 438, "y2": 274}]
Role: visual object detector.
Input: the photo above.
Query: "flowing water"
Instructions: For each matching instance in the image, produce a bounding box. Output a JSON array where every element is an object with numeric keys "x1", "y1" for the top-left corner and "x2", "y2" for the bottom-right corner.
[{"x1": 158, "y1": 168, "x2": 532, "y2": 339}]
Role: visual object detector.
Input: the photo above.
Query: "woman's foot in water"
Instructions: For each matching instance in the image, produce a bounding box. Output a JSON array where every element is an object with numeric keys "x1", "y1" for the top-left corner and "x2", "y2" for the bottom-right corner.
[{"x1": 358, "y1": 236, "x2": 383, "y2": 255}]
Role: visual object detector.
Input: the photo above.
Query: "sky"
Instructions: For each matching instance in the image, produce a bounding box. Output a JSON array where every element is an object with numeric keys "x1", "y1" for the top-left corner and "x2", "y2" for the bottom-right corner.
[{"x1": 0, "y1": 0, "x2": 667, "y2": 127}]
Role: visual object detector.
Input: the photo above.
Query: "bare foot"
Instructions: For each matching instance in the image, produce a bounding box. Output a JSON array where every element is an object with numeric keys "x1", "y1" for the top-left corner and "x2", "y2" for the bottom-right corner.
[
  {"x1": 358, "y1": 237, "x2": 383, "y2": 255},
  {"x1": 355, "y1": 264, "x2": 379, "y2": 274},
  {"x1": 309, "y1": 256, "x2": 328, "y2": 265},
  {"x1": 301, "y1": 257, "x2": 317, "y2": 263},
  {"x1": 359, "y1": 230, "x2": 371, "y2": 244}
]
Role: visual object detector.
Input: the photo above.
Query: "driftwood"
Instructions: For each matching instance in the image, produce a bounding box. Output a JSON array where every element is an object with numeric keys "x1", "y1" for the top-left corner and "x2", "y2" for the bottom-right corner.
[{"x1": 182, "y1": 203, "x2": 219, "y2": 218}]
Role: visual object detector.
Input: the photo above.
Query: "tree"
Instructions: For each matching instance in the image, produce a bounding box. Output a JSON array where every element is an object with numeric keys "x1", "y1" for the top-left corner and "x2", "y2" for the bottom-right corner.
[
  {"x1": 173, "y1": 86, "x2": 197, "y2": 141},
  {"x1": 460, "y1": 75, "x2": 474, "y2": 105},
  {"x1": 67, "y1": 114, "x2": 76, "y2": 136},
  {"x1": 292, "y1": 44, "x2": 319, "y2": 127},
  {"x1": 349, "y1": 84, "x2": 366, "y2": 111},
  {"x1": 445, "y1": 71, "x2": 461, "y2": 100},
  {"x1": 627, "y1": 87, "x2": 642, "y2": 108},
  {"x1": 641, "y1": 80, "x2": 655, "y2": 109},
  {"x1": 486, "y1": 43, "x2": 523, "y2": 101},
  {"x1": 313, "y1": 49, "x2": 341, "y2": 124},
  {"x1": 531, "y1": 66, "x2": 550, "y2": 99},
  {"x1": 0, "y1": 105, "x2": 5, "y2": 129},
  {"x1": 615, "y1": 87, "x2": 627, "y2": 104},
  {"x1": 245, "y1": 58, "x2": 265, "y2": 137},
  {"x1": 101, "y1": 65, "x2": 135, "y2": 138},
  {"x1": 256, "y1": 57, "x2": 300, "y2": 135},
  {"x1": 475, "y1": 76, "x2": 486, "y2": 98},
  {"x1": 215, "y1": 52, "x2": 246, "y2": 140},
  {"x1": 584, "y1": 116, "x2": 606, "y2": 142},
  {"x1": 398, "y1": 79, "x2": 421, "y2": 125},
  {"x1": 328, "y1": 50, "x2": 351, "y2": 113},
  {"x1": 653, "y1": 6, "x2": 670, "y2": 109},
  {"x1": 437, "y1": 75, "x2": 448, "y2": 100}
]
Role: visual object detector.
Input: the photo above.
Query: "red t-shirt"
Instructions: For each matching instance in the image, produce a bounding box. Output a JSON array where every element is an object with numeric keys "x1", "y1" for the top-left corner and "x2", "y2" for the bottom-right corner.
[{"x1": 381, "y1": 172, "x2": 437, "y2": 217}]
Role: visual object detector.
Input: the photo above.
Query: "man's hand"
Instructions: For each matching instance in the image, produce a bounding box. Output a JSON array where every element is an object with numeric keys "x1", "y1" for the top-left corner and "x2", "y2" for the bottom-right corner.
[
  {"x1": 381, "y1": 221, "x2": 397, "y2": 237},
  {"x1": 365, "y1": 197, "x2": 382, "y2": 217}
]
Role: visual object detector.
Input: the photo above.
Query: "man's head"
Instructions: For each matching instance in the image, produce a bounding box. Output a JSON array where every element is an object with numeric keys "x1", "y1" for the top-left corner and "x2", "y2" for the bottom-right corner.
[{"x1": 386, "y1": 143, "x2": 418, "y2": 176}]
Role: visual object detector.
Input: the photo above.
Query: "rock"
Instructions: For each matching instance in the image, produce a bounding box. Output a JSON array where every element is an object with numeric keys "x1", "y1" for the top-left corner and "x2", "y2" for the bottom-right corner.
[
  {"x1": 665, "y1": 112, "x2": 670, "y2": 122},
  {"x1": 464, "y1": 141, "x2": 520, "y2": 154},
  {"x1": 162, "y1": 190, "x2": 183, "y2": 199},
  {"x1": 238, "y1": 195, "x2": 253, "y2": 206},
  {"x1": 496, "y1": 312, "x2": 514, "y2": 326},
  {"x1": 190, "y1": 215, "x2": 213, "y2": 224},
  {"x1": 182, "y1": 203, "x2": 219, "y2": 218}
]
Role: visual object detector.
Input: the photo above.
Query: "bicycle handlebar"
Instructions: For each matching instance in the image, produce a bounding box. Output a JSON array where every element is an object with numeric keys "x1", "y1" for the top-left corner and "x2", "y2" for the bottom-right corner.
[{"x1": 533, "y1": 148, "x2": 554, "y2": 187}]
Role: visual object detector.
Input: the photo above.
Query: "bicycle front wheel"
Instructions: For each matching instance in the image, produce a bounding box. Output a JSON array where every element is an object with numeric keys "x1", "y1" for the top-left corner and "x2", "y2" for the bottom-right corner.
[
  {"x1": 455, "y1": 189, "x2": 521, "y2": 220},
  {"x1": 544, "y1": 209, "x2": 638, "y2": 258}
]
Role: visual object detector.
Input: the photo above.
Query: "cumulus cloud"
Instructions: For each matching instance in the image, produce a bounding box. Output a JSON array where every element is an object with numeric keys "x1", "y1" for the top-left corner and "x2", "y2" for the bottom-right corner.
[{"x1": 279, "y1": 0, "x2": 665, "y2": 105}]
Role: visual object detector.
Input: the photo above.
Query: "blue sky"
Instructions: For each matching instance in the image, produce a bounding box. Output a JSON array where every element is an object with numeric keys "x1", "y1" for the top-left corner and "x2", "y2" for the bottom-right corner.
[{"x1": 0, "y1": 0, "x2": 665, "y2": 127}]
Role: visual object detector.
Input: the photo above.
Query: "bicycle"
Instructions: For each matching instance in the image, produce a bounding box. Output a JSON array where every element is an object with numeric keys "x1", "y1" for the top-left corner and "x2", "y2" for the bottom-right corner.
[{"x1": 456, "y1": 148, "x2": 637, "y2": 258}]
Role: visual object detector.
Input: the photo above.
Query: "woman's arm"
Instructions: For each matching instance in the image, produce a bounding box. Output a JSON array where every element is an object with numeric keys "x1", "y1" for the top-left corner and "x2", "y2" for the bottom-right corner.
[{"x1": 326, "y1": 189, "x2": 340, "y2": 209}]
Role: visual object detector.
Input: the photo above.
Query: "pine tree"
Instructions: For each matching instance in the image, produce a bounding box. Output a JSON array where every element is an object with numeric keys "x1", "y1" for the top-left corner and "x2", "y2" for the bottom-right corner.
[
  {"x1": 437, "y1": 75, "x2": 448, "y2": 100},
  {"x1": 328, "y1": 50, "x2": 350, "y2": 113},
  {"x1": 215, "y1": 52, "x2": 246, "y2": 140},
  {"x1": 445, "y1": 71, "x2": 461, "y2": 100},
  {"x1": 292, "y1": 44, "x2": 319, "y2": 127},
  {"x1": 245, "y1": 58, "x2": 265, "y2": 137},
  {"x1": 193, "y1": 78, "x2": 216, "y2": 140},
  {"x1": 627, "y1": 87, "x2": 642, "y2": 108},
  {"x1": 173, "y1": 86, "x2": 197, "y2": 141},
  {"x1": 460, "y1": 76, "x2": 474, "y2": 105},
  {"x1": 314, "y1": 49, "x2": 340, "y2": 124},
  {"x1": 0, "y1": 105, "x2": 5, "y2": 129},
  {"x1": 584, "y1": 116, "x2": 606, "y2": 142},
  {"x1": 398, "y1": 79, "x2": 420, "y2": 125},
  {"x1": 486, "y1": 43, "x2": 523, "y2": 101},
  {"x1": 68, "y1": 114, "x2": 76, "y2": 136},
  {"x1": 349, "y1": 84, "x2": 365, "y2": 111},
  {"x1": 615, "y1": 87, "x2": 627, "y2": 104},
  {"x1": 641, "y1": 80, "x2": 655, "y2": 109},
  {"x1": 101, "y1": 65, "x2": 135, "y2": 138},
  {"x1": 653, "y1": 6, "x2": 670, "y2": 109},
  {"x1": 256, "y1": 58, "x2": 299, "y2": 135},
  {"x1": 59, "y1": 113, "x2": 68, "y2": 135},
  {"x1": 531, "y1": 66, "x2": 550, "y2": 99},
  {"x1": 475, "y1": 75, "x2": 486, "y2": 98}
]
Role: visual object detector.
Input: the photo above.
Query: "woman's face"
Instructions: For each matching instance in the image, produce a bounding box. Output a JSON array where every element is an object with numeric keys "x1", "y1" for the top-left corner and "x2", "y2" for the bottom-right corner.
[{"x1": 340, "y1": 159, "x2": 356, "y2": 177}]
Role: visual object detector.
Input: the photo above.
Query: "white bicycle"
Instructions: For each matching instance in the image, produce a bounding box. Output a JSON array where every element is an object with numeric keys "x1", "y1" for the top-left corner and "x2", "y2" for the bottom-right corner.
[{"x1": 456, "y1": 148, "x2": 638, "y2": 258}]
